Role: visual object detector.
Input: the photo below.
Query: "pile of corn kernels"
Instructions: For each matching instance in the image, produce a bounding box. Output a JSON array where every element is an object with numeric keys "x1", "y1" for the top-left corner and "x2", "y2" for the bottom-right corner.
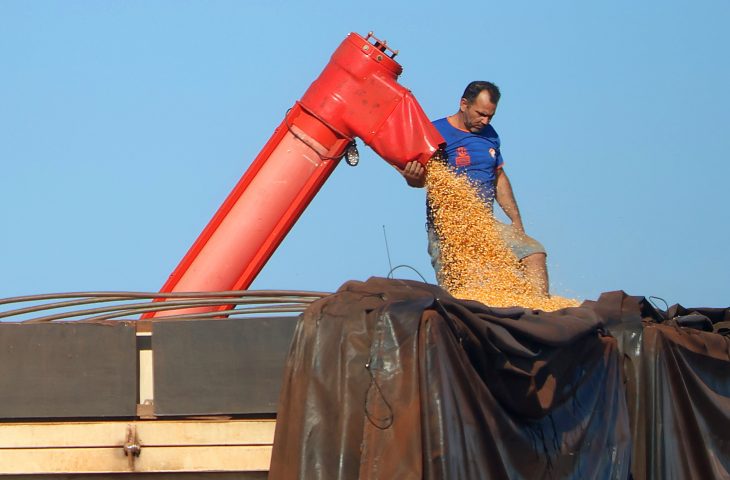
[{"x1": 426, "y1": 160, "x2": 579, "y2": 311}]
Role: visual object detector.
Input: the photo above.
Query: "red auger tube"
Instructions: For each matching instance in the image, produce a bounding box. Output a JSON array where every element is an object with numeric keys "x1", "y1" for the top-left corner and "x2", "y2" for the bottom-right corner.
[{"x1": 145, "y1": 32, "x2": 444, "y2": 318}]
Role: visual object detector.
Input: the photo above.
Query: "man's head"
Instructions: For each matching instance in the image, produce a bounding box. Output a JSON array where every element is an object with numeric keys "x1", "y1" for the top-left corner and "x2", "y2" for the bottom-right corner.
[{"x1": 459, "y1": 81, "x2": 501, "y2": 133}]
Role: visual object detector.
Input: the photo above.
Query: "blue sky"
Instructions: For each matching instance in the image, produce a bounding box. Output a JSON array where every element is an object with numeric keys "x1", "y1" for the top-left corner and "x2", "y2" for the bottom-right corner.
[{"x1": 1, "y1": 1, "x2": 728, "y2": 307}]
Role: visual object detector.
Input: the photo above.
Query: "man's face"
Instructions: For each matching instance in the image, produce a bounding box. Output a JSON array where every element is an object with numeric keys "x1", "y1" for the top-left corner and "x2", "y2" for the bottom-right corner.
[{"x1": 460, "y1": 90, "x2": 497, "y2": 133}]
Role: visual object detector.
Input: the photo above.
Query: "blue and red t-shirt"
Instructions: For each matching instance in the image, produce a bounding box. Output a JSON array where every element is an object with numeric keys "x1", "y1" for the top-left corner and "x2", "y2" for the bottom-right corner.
[{"x1": 432, "y1": 117, "x2": 504, "y2": 206}]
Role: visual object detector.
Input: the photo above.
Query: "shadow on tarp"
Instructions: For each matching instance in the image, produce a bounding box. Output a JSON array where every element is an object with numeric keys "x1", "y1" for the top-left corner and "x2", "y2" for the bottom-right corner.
[{"x1": 270, "y1": 277, "x2": 729, "y2": 480}]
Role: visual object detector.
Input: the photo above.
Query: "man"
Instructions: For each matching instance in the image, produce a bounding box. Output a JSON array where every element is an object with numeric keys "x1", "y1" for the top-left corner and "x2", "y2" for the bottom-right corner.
[{"x1": 400, "y1": 81, "x2": 549, "y2": 295}]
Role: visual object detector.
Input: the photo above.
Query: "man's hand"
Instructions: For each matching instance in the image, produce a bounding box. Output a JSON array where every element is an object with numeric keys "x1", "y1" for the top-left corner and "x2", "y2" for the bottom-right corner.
[{"x1": 398, "y1": 161, "x2": 427, "y2": 188}]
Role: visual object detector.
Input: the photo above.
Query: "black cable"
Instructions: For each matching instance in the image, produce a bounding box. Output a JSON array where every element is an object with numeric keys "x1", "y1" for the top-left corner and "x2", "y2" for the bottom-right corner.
[
  {"x1": 388, "y1": 264, "x2": 429, "y2": 284},
  {"x1": 648, "y1": 295, "x2": 669, "y2": 313}
]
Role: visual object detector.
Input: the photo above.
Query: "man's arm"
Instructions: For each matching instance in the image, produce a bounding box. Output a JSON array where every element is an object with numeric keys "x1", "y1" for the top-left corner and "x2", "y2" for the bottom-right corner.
[
  {"x1": 495, "y1": 169, "x2": 524, "y2": 233},
  {"x1": 397, "y1": 160, "x2": 427, "y2": 188}
]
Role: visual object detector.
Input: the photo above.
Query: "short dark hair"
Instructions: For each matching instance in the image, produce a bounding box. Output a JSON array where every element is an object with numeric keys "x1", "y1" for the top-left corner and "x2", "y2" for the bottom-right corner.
[{"x1": 462, "y1": 81, "x2": 501, "y2": 105}]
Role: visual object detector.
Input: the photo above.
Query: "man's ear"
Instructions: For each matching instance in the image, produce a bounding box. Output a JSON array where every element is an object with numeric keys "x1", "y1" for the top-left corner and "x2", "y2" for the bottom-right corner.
[{"x1": 459, "y1": 98, "x2": 469, "y2": 112}]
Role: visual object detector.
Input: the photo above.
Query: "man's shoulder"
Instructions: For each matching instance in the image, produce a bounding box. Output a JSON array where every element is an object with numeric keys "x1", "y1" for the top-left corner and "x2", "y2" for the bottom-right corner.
[
  {"x1": 432, "y1": 117, "x2": 451, "y2": 130},
  {"x1": 432, "y1": 117, "x2": 460, "y2": 144}
]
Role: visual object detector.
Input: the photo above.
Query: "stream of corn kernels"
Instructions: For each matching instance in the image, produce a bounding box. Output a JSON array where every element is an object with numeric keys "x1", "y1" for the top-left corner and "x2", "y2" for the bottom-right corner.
[{"x1": 426, "y1": 160, "x2": 580, "y2": 311}]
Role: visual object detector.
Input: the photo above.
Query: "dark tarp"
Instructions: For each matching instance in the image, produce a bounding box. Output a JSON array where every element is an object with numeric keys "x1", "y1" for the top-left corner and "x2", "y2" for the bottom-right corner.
[
  {"x1": 270, "y1": 278, "x2": 634, "y2": 479},
  {"x1": 585, "y1": 291, "x2": 730, "y2": 479}
]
